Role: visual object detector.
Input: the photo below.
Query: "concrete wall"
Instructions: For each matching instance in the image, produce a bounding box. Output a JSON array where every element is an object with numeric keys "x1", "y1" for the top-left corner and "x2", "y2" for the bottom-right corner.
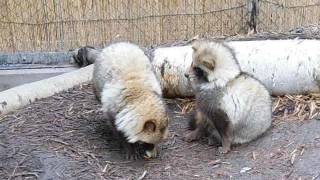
[{"x1": 0, "y1": 52, "x2": 77, "y2": 92}]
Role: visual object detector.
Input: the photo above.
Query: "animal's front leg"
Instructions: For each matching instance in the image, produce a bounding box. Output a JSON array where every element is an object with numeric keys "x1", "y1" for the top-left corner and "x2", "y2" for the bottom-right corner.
[
  {"x1": 143, "y1": 144, "x2": 158, "y2": 159},
  {"x1": 123, "y1": 142, "x2": 144, "y2": 160},
  {"x1": 185, "y1": 109, "x2": 207, "y2": 142},
  {"x1": 212, "y1": 109, "x2": 232, "y2": 154},
  {"x1": 219, "y1": 123, "x2": 232, "y2": 154},
  {"x1": 184, "y1": 127, "x2": 204, "y2": 142}
]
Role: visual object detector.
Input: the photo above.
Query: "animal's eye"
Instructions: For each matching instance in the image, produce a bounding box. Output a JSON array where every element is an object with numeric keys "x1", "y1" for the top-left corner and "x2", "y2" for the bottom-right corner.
[
  {"x1": 160, "y1": 127, "x2": 165, "y2": 133},
  {"x1": 193, "y1": 67, "x2": 204, "y2": 77}
]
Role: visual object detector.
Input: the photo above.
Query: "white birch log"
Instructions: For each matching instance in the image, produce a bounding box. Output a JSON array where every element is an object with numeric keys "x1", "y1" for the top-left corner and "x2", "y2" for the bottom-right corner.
[
  {"x1": 1, "y1": 39, "x2": 320, "y2": 115},
  {"x1": 0, "y1": 65, "x2": 93, "y2": 115},
  {"x1": 152, "y1": 39, "x2": 320, "y2": 97}
]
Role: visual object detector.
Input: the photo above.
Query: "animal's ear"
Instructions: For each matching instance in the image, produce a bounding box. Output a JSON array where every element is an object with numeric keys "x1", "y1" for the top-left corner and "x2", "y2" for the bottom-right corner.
[
  {"x1": 203, "y1": 60, "x2": 215, "y2": 70},
  {"x1": 191, "y1": 41, "x2": 201, "y2": 52},
  {"x1": 192, "y1": 45, "x2": 198, "y2": 52},
  {"x1": 143, "y1": 121, "x2": 156, "y2": 132}
]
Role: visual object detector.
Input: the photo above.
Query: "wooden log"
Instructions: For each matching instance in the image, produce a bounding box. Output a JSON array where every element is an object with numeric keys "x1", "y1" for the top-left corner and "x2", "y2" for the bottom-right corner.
[
  {"x1": 0, "y1": 65, "x2": 93, "y2": 115},
  {"x1": 152, "y1": 39, "x2": 320, "y2": 97}
]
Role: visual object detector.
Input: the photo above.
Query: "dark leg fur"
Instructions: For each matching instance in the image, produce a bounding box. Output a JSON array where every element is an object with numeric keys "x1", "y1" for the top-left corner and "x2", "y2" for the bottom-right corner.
[
  {"x1": 92, "y1": 85, "x2": 101, "y2": 102},
  {"x1": 185, "y1": 110, "x2": 207, "y2": 142},
  {"x1": 211, "y1": 109, "x2": 233, "y2": 154},
  {"x1": 112, "y1": 129, "x2": 150, "y2": 160},
  {"x1": 121, "y1": 141, "x2": 145, "y2": 160},
  {"x1": 185, "y1": 125, "x2": 206, "y2": 142},
  {"x1": 105, "y1": 112, "x2": 148, "y2": 160},
  {"x1": 121, "y1": 141, "x2": 156, "y2": 160},
  {"x1": 187, "y1": 109, "x2": 197, "y2": 130},
  {"x1": 219, "y1": 123, "x2": 232, "y2": 154},
  {"x1": 207, "y1": 133, "x2": 216, "y2": 146}
]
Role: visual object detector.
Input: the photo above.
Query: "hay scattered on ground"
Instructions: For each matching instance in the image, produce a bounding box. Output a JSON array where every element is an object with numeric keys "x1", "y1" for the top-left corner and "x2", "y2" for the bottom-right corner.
[
  {"x1": 1, "y1": 84, "x2": 320, "y2": 179},
  {"x1": 175, "y1": 94, "x2": 320, "y2": 125},
  {"x1": 272, "y1": 94, "x2": 320, "y2": 124}
]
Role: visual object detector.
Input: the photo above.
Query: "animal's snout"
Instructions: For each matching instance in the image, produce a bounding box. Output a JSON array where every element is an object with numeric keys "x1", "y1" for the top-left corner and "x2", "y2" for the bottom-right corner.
[
  {"x1": 163, "y1": 130, "x2": 169, "y2": 141},
  {"x1": 184, "y1": 73, "x2": 190, "y2": 78}
]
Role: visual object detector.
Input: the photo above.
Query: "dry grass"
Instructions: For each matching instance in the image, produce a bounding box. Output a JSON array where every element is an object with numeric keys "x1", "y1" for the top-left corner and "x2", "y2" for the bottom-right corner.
[
  {"x1": 1, "y1": 0, "x2": 320, "y2": 52},
  {"x1": 174, "y1": 94, "x2": 320, "y2": 125},
  {"x1": 272, "y1": 94, "x2": 320, "y2": 124},
  {"x1": 0, "y1": 0, "x2": 245, "y2": 52},
  {"x1": 259, "y1": 0, "x2": 320, "y2": 33}
]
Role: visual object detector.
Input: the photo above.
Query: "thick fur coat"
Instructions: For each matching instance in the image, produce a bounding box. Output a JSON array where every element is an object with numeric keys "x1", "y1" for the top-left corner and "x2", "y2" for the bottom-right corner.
[
  {"x1": 92, "y1": 42, "x2": 169, "y2": 159},
  {"x1": 185, "y1": 40, "x2": 272, "y2": 153}
]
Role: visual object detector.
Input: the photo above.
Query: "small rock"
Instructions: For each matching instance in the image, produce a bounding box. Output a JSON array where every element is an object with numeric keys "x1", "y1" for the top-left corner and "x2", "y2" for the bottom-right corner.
[{"x1": 240, "y1": 167, "x2": 252, "y2": 173}]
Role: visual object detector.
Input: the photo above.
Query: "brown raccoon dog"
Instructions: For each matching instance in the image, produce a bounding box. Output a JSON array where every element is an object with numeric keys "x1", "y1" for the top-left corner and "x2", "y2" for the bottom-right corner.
[
  {"x1": 184, "y1": 40, "x2": 272, "y2": 153},
  {"x1": 71, "y1": 46, "x2": 101, "y2": 67},
  {"x1": 92, "y1": 42, "x2": 169, "y2": 160}
]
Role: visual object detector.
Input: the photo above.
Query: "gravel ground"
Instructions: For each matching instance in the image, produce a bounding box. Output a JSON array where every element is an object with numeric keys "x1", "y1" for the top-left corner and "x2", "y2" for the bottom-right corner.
[{"x1": 0, "y1": 84, "x2": 320, "y2": 180}]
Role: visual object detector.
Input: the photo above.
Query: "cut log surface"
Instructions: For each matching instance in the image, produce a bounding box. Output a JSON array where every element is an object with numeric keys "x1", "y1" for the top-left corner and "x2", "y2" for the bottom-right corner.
[
  {"x1": 152, "y1": 39, "x2": 320, "y2": 97},
  {"x1": 152, "y1": 45, "x2": 194, "y2": 98},
  {"x1": 0, "y1": 65, "x2": 93, "y2": 115}
]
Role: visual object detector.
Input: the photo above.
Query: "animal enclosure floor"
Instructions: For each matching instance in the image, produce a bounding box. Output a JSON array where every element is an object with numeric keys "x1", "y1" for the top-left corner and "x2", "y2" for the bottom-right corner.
[{"x1": 0, "y1": 84, "x2": 320, "y2": 180}]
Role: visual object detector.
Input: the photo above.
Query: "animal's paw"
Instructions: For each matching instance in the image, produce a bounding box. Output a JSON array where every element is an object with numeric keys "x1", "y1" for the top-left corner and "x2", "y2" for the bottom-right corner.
[
  {"x1": 184, "y1": 131, "x2": 200, "y2": 142},
  {"x1": 144, "y1": 147, "x2": 158, "y2": 159},
  {"x1": 218, "y1": 146, "x2": 230, "y2": 154},
  {"x1": 207, "y1": 137, "x2": 215, "y2": 146}
]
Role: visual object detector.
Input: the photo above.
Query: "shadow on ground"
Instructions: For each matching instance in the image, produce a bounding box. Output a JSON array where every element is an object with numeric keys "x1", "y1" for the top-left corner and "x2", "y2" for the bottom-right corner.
[{"x1": 0, "y1": 84, "x2": 319, "y2": 179}]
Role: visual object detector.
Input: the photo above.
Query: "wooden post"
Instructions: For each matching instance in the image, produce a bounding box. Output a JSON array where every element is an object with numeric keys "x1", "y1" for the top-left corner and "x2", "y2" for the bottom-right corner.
[
  {"x1": 55, "y1": 0, "x2": 64, "y2": 50},
  {"x1": 247, "y1": 0, "x2": 258, "y2": 34}
]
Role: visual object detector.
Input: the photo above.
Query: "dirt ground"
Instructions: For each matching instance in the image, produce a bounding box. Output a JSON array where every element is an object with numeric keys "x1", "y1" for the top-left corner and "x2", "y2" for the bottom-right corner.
[{"x1": 0, "y1": 84, "x2": 320, "y2": 180}]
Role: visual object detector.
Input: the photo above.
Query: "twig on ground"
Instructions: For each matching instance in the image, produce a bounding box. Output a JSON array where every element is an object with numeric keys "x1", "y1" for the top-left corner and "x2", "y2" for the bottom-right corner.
[
  {"x1": 312, "y1": 173, "x2": 320, "y2": 180},
  {"x1": 252, "y1": 151, "x2": 257, "y2": 160},
  {"x1": 12, "y1": 172, "x2": 39, "y2": 179},
  {"x1": 8, "y1": 155, "x2": 28, "y2": 180},
  {"x1": 208, "y1": 159, "x2": 221, "y2": 165},
  {"x1": 49, "y1": 138, "x2": 69, "y2": 146},
  {"x1": 102, "y1": 163, "x2": 109, "y2": 173},
  {"x1": 137, "y1": 170, "x2": 147, "y2": 180}
]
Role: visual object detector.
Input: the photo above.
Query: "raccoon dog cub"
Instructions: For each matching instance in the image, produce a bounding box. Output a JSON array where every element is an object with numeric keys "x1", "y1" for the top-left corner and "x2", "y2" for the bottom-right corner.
[
  {"x1": 92, "y1": 42, "x2": 169, "y2": 160},
  {"x1": 184, "y1": 40, "x2": 272, "y2": 153}
]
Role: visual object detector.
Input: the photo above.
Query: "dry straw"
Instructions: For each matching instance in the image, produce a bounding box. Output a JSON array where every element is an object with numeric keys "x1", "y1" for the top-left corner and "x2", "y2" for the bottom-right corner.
[
  {"x1": 1, "y1": 0, "x2": 320, "y2": 52},
  {"x1": 175, "y1": 94, "x2": 320, "y2": 124}
]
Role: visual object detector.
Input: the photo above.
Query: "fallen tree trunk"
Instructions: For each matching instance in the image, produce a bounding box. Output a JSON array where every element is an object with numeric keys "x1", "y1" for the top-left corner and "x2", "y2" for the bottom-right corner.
[
  {"x1": 230, "y1": 40, "x2": 320, "y2": 95},
  {"x1": 0, "y1": 65, "x2": 93, "y2": 115},
  {"x1": 152, "y1": 39, "x2": 320, "y2": 97}
]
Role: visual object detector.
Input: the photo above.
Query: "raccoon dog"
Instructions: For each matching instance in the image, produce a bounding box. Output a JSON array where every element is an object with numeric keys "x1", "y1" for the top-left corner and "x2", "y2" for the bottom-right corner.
[
  {"x1": 92, "y1": 42, "x2": 169, "y2": 159},
  {"x1": 184, "y1": 40, "x2": 272, "y2": 153},
  {"x1": 71, "y1": 46, "x2": 100, "y2": 67}
]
